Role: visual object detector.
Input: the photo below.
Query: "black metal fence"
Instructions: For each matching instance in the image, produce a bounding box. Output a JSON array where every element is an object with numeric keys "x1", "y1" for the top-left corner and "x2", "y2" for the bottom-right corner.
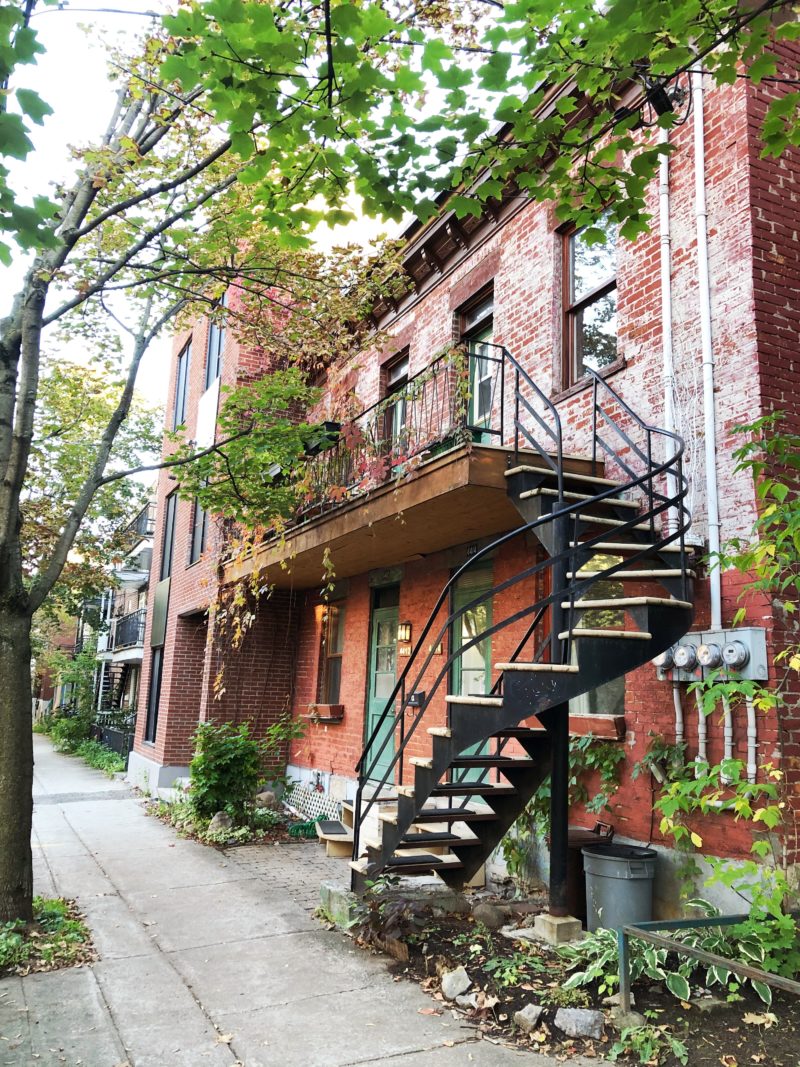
[
  {"x1": 113, "y1": 608, "x2": 146, "y2": 650},
  {"x1": 302, "y1": 346, "x2": 504, "y2": 516}
]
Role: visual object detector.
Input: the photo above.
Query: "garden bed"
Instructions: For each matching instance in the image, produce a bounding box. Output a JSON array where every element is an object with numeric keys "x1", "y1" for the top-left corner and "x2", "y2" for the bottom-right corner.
[
  {"x1": 349, "y1": 902, "x2": 800, "y2": 1065},
  {"x1": 0, "y1": 897, "x2": 95, "y2": 979},
  {"x1": 146, "y1": 797, "x2": 318, "y2": 848}
]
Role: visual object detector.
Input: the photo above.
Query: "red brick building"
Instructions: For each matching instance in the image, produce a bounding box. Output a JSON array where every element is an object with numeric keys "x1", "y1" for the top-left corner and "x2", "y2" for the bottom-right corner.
[{"x1": 130, "y1": 64, "x2": 799, "y2": 914}]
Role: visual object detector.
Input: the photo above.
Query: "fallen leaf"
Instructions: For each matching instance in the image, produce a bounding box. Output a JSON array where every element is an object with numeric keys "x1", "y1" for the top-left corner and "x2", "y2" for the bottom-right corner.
[
  {"x1": 743, "y1": 1012, "x2": 776, "y2": 1029},
  {"x1": 215, "y1": 1034, "x2": 233, "y2": 1044},
  {"x1": 418, "y1": 1007, "x2": 441, "y2": 1016}
]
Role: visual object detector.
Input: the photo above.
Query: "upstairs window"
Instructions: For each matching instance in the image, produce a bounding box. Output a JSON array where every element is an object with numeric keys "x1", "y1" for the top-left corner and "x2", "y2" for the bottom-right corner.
[
  {"x1": 317, "y1": 603, "x2": 346, "y2": 705},
  {"x1": 189, "y1": 498, "x2": 208, "y2": 565},
  {"x1": 173, "y1": 340, "x2": 191, "y2": 429},
  {"x1": 459, "y1": 288, "x2": 495, "y2": 437},
  {"x1": 205, "y1": 293, "x2": 227, "y2": 389},
  {"x1": 382, "y1": 351, "x2": 409, "y2": 446},
  {"x1": 159, "y1": 492, "x2": 177, "y2": 581},
  {"x1": 564, "y1": 219, "x2": 618, "y2": 385}
]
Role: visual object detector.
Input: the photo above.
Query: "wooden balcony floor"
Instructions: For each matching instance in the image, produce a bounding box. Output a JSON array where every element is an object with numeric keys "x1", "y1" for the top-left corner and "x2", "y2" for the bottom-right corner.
[{"x1": 225, "y1": 444, "x2": 596, "y2": 589}]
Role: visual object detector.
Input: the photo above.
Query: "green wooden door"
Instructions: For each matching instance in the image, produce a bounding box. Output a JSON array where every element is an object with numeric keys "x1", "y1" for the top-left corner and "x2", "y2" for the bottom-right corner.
[
  {"x1": 365, "y1": 605, "x2": 398, "y2": 783},
  {"x1": 452, "y1": 570, "x2": 493, "y2": 779}
]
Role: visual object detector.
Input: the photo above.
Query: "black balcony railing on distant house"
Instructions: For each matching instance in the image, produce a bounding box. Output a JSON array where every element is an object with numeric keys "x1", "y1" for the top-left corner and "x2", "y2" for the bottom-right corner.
[
  {"x1": 301, "y1": 346, "x2": 505, "y2": 518},
  {"x1": 121, "y1": 502, "x2": 156, "y2": 544},
  {"x1": 113, "y1": 608, "x2": 146, "y2": 650}
]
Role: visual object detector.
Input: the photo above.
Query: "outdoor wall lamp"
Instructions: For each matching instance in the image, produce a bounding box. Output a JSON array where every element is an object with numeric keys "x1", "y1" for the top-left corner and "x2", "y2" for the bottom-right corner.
[{"x1": 397, "y1": 621, "x2": 412, "y2": 643}]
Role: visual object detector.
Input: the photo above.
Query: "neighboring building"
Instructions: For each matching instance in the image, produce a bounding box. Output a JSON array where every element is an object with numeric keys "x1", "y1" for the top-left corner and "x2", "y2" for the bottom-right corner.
[
  {"x1": 130, "y1": 62, "x2": 799, "y2": 914},
  {"x1": 94, "y1": 498, "x2": 156, "y2": 730}
]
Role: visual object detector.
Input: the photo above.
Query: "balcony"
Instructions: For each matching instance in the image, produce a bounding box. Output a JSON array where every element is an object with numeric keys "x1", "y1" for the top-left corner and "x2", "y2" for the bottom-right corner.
[
  {"x1": 301, "y1": 346, "x2": 505, "y2": 518},
  {"x1": 113, "y1": 608, "x2": 146, "y2": 652},
  {"x1": 120, "y1": 502, "x2": 156, "y2": 546},
  {"x1": 226, "y1": 345, "x2": 586, "y2": 589}
]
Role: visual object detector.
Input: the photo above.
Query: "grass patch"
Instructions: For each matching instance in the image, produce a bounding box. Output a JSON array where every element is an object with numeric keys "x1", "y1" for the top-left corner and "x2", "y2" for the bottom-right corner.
[
  {"x1": 73, "y1": 739, "x2": 125, "y2": 778},
  {"x1": 0, "y1": 897, "x2": 95, "y2": 977}
]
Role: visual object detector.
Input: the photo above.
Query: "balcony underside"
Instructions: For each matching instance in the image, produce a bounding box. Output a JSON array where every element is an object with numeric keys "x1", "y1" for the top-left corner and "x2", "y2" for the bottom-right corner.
[{"x1": 227, "y1": 444, "x2": 594, "y2": 590}]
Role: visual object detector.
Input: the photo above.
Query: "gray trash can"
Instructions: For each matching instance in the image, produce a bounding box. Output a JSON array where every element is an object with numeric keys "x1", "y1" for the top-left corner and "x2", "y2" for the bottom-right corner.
[{"x1": 582, "y1": 844, "x2": 657, "y2": 932}]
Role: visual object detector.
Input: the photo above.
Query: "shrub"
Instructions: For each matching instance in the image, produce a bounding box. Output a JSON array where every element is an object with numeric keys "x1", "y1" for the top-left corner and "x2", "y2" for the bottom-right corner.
[
  {"x1": 50, "y1": 714, "x2": 92, "y2": 753},
  {"x1": 73, "y1": 740, "x2": 125, "y2": 778},
  {"x1": 189, "y1": 720, "x2": 262, "y2": 822}
]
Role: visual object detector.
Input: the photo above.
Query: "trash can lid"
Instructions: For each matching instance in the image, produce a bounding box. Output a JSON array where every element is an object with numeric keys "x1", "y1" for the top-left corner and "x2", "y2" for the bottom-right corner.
[{"x1": 581, "y1": 844, "x2": 657, "y2": 861}]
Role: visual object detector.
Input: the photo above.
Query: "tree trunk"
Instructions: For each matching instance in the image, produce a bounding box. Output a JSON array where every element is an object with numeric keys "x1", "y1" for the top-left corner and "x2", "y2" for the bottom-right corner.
[{"x1": 0, "y1": 608, "x2": 34, "y2": 922}]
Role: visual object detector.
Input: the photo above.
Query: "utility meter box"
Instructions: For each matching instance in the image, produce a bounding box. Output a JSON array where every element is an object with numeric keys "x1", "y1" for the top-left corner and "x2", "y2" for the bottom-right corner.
[{"x1": 654, "y1": 627, "x2": 768, "y2": 683}]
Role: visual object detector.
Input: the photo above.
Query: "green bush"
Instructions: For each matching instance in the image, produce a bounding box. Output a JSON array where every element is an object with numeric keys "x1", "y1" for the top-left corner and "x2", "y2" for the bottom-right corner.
[
  {"x1": 73, "y1": 740, "x2": 125, "y2": 777},
  {"x1": 189, "y1": 721, "x2": 262, "y2": 822},
  {"x1": 50, "y1": 714, "x2": 92, "y2": 753}
]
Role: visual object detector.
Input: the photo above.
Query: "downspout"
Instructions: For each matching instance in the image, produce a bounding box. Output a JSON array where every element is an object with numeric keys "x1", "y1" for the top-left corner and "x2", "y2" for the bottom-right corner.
[
  {"x1": 692, "y1": 69, "x2": 723, "y2": 630},
  {"x1": 745, "y1": 695, "x2": 758, "y2": 783},
  {"x1": 672, "y1": 681, "x2": 685, "y2": 747},
  {"x1": 659, "y1": 126, "x2": 679, "y2": 533}
]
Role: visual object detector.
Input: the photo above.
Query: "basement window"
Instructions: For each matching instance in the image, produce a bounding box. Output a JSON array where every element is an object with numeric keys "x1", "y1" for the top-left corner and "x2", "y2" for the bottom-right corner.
[{"x1": 563, "y1": 218, "x2": 618, "y2": 385}]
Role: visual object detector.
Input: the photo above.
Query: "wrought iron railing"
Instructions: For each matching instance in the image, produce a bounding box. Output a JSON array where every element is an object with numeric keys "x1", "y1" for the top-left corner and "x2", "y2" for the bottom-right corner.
[
  {"x1": 113, "y1": 608, "x2": 146, "y2": 650},
  {"x1": 351, "y1": 350, "x2": 692, "y2": 859},
  {"x1": 301, "y1": 346, "x2": 504, "y2": 516},
  {"x1": 120, "y1": 502, "x2": 156, "y2": 543}
]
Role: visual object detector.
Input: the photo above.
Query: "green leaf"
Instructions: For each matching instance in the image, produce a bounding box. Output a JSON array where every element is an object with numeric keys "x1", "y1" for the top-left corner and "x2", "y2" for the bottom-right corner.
[
  {"x1": 665, "y1": 972, "x2": 691, "y2": 1001},
  {"x1": 15, "y1": 88, "x2": 53, "y2": 125},
  {"x1": 751, "y1": 979, "x2": 772, "y2": 1006}
]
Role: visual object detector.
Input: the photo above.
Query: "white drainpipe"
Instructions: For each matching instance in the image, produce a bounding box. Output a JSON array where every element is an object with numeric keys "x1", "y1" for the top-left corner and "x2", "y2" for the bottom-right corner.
[
  {"x1": 672, "y1": 681, "x2": 685, "y2": 747},
  {"x1": 721, "y1": 694, "x2": 734, "y2": 781},
  {"x1": 695, "y1": 688, "x2": 708, "y2": 771},
  {"x1": 693, "y1": 69, "x2": 723, "y2": 630},
  {"x1": 659, "y1": 126, "x2": 679, "y2": 532},
  {"x1": 745, "y1": 695, "x2": 758, "y2": 782}
]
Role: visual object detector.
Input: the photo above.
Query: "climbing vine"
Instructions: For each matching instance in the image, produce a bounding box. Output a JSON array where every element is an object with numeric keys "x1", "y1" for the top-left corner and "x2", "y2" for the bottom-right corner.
[{"x1": 501, "y1": 733, "x2": 625, "y2": 887}]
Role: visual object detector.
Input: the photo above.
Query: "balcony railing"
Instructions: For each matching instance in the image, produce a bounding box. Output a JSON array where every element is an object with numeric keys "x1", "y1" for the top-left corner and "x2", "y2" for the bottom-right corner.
[
  {"x1": 113, "y1": 608, "x2": 146, "y2": 650},
  {"x1": 120, "y1": 502, "x2": 156, "y2": 544},
  {"x1": 301, "y1": 346, "x2": 504, "y2": 518}
]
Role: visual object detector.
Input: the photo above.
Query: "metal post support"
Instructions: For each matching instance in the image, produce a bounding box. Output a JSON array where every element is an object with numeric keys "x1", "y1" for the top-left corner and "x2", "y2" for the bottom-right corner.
[
  {"x1": 618, "y1": 928, "x2": 632, "y2": 1013},
  {"x1": 548, "y1": 701, "x2": 570, "y2": 917}
]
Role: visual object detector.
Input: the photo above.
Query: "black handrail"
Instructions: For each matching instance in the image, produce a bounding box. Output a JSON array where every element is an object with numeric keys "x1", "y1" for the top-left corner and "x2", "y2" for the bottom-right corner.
[{"x1": 351, "y1": 355, "x2": 691, "y2": 860}]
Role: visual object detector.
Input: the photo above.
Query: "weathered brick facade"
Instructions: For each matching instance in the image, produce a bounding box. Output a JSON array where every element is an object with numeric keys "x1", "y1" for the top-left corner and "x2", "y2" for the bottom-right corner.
[{"x1": 132, "y1": 66, "x2": 799, "y2": 891}]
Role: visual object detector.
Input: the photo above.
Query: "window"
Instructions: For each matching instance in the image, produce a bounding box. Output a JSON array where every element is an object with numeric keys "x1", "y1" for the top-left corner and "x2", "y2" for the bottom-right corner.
[
  {"x1": 204, "y1": 293, "x2": 227, "y2": 389},
  {"x1": 564, "y1": 218, "x2": 618, "y2": 385},
  {"x1": 144, "y1": 646, "x2": 164, "y2": 742},
  {"x1": 189, "y1": 498, "x2": 208, "y2": 565},
  {"x1": 569, "y1": 554, "x2": 625, "y2": 715},
  {"x1": 159, "y1": 492, "x2": 177, "y2": 580},
  {"x1": 382, "y1": 352, "x2": 409, "y2": 447},
  {"x1": 317, "y1": 603, "x2": 346, "y2": 704},
  {"x1": 459, "y1": 289, "x2": 496, "y2": 436},
  {"x1": 173, "y1": 340, "x2": 191, "y2": 429}
]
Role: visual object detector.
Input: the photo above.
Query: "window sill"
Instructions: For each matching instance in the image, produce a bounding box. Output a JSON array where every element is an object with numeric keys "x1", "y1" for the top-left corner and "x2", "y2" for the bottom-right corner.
[
  {"x1": 552, "y1": 357, "x2": 627, "y2": 405},
  {"x1": 303, "y1": 704, "x2": 345, "y2": 724}
]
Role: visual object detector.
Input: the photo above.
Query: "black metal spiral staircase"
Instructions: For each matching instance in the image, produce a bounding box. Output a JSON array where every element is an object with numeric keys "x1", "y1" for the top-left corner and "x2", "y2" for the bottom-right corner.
[{"x1": 350, "y1": 348, "x2": 694, "y2": 912}]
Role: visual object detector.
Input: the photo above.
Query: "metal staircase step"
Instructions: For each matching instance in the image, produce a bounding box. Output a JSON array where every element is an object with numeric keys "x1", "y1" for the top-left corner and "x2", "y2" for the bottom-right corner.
[
  {"x1": 398, "y1": 831, "x2": 481, "y2": 847},
  {"x1": 574, "y1": 513, "x2": 651, "y2": 530},
  {"x1": 560, "y1": 597, "x2": 693, "y2": 610},
  {"x1": 415, "y1": 807, "x2": 499, "y2": 823},
  {"x1": 444, "y1": 694, "x2": 504, "y2": 706},
  {"x1": 431, "y1": 783, "x2": 517, "y2": 797},
  {"x1": 450, "y1": 755, "x2": 536, "y2": 768},
  {"x1": 505, "y1": 465, "x2": 621, "y2": 488},
  {"x1": 559, "y1": 628, "x2": 652, "y2": 640},
  {"x1": 495, "y1": 661, "x2": 578, "y2": 672},
  {"x1": 570, "y1": 540, "x2": 682, "y2": 552},
  {"x1": 384, "y1": 855, "x2": 465, "y2": 874},
  {"x1": 567, "y1": 568, "x2": 696, "y2": 579},
  {"x1": 518, "y1": 486, "x2": 640, "y2": 509}
]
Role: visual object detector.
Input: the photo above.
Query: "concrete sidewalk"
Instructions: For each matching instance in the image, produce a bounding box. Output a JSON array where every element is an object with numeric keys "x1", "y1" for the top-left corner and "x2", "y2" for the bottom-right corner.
[{"x1": 0, "y1": 737, "x2": 565, "y2": 1067}]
